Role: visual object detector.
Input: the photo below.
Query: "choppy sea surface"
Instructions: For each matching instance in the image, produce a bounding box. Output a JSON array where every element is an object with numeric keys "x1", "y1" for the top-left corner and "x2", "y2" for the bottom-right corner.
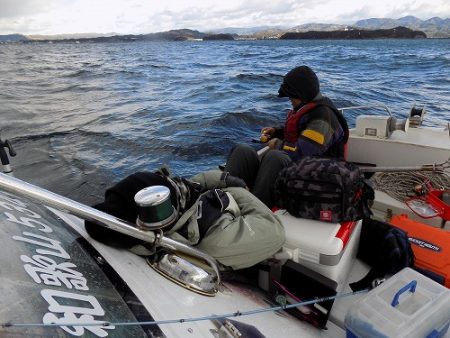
[{"x1": 0, "y1": 39, "x2": 449, "y2": 204}]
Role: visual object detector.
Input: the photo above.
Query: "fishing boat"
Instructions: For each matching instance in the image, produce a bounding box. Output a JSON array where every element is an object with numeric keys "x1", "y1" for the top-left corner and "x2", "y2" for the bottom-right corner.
[{"x1": 0, "y1": 105, "x2": 449, "y2": 337}]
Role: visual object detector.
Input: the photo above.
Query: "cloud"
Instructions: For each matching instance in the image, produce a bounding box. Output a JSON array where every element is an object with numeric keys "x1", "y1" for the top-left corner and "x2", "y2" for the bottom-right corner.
[
  {"x1": 0, "y1": 0, "x2": 448, "y2": 35},
  {"x1": 334, "y1": 0, "x2": 450, "y2": 23},
  {"x1": 141, "y1": 0, "x2": 321, "y2": 32},
  {"x1": 0, "y1": 0, "x2": 57, "y2": 18},
  {"x1": 385, "y1": 1, "x2": 450, "y2": 19}
]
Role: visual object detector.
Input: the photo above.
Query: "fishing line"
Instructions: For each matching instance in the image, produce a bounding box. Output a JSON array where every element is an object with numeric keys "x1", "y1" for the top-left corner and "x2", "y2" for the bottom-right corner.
[
  {"x1": 176, "y1": 133, "x2": 262, "y2": 143},
  {"x1": 178, "y1": 134, "x2": 236, "y2": 141},
  {"x1": 2, "y1": 289, "x2": 368, "y2": 329}
]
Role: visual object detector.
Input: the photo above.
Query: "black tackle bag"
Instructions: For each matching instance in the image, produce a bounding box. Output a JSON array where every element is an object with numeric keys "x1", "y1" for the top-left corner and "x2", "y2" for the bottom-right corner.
[
  {"x1": 349, "y1": 218, "x2": 415, "y2": 291},
  {"x1": 274, "y1": 156, "x2": 374, "y2": 223}
]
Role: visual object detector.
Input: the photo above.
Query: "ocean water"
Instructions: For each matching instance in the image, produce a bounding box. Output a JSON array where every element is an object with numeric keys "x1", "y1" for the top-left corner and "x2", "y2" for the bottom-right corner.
[{"x1": 0, "y1": 39, "x2": 449, "y2": 204}]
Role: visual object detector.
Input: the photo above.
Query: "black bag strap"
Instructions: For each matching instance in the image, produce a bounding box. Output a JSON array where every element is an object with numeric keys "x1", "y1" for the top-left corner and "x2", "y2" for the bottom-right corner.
[{"x1": 197, "y1": 189, "x2": 230, "y2": 240}]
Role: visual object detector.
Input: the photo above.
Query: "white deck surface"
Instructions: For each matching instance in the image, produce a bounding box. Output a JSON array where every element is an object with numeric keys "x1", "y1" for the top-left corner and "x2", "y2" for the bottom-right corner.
[
  {"x1": 50, "y1": 202, "x2": 450, "y2": 338},
  {"x1": 52, "y1": 208, "x2": 347, "y2": 338}
]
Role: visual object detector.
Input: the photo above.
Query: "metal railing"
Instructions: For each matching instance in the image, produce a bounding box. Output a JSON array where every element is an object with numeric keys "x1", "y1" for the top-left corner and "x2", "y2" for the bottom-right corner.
[
  {"x1": 0, "y1": 172, "x2": 221, "y2": 284},
  {"x1": 339, "y1": 104, "x2": 393, "y2": 117}
]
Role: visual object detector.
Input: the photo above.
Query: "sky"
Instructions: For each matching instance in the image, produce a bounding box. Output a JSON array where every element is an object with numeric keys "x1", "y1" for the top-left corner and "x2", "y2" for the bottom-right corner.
[{"x1": 1, "y1": 0, "x2": 449, "y2": 36}]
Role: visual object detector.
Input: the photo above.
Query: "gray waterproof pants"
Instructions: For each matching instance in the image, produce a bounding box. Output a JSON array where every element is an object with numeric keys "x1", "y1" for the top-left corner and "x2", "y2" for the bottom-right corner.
[{"x1": 225, "y1": 144, "x2": 291, "y2": 207}]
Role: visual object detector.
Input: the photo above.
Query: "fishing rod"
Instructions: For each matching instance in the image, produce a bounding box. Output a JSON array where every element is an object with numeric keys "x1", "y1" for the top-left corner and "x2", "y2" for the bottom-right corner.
[
  {"x1": 3, "y1": 288, "x2": 369, "y2": 329},
  {"x1": 178, "y1": 133, "x2": 263, "y2": 143}
]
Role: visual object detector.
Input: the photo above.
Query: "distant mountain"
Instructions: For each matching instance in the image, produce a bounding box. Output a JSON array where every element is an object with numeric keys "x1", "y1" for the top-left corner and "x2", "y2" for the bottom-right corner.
[
  {"x1": 1, "y1": 16, "x2": 448, "y2": 43},
  {"x1": 242, "y1": 16, "x2": 449, "y2": 38},
  {"x1": 0, "y1": 34, "x2": 28, "y2": 42},
  {"x1": 397, "y1": 16, "x2": 424, "y2": 26},
  {"x1": 207, "y1": 25, "x2": 288, "y2": 35},
  {"x1": 210, "y1": 16, "x2": 449, "y2": 39},
  {"x1": 354, "y1": 16, "x2": 450, "y2": 38},
  {"x1": 20, "y1": 29, "x2": 207, "y2": 43},
  {"x1": 141, "y1": 29, "x2": 206, "y2": 41},
  {"x1": 203, "y1": 34, "x2": 235, "y2": 41},
  {"x1": 290, "y1": 23, "x2": 348, "y2": 32},
  {"x1": 27, "y1": 33, "x2": 117, "y2": 40},
  {"x1": 280, "y1": 26, "x2": 426, "y2": 39}
]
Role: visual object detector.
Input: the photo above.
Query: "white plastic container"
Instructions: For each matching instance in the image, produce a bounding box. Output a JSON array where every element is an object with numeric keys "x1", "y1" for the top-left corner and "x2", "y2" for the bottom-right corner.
[
  {"x1": 275, "y1": 210, "x2": 361, "y2": 287},
  {"x1": 345, "y1": 267, "x2": 450, "y2": 338}
]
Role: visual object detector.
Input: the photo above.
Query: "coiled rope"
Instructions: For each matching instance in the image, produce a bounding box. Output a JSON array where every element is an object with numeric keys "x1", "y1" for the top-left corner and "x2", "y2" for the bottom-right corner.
[{"x1": 372, "y1": 170, "x2": 450, "y2": 202}]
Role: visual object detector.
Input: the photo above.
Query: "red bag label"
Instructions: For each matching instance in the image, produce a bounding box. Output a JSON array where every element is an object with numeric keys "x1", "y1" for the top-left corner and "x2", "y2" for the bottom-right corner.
[{"x1": 320, "y1": 210, "x2": 332, "y2": 222}]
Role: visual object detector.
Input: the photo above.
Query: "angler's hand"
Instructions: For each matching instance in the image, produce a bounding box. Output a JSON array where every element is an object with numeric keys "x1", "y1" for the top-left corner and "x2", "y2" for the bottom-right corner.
[{"x1": 260, "y1": 127, "x2": 276, "y2": 143}]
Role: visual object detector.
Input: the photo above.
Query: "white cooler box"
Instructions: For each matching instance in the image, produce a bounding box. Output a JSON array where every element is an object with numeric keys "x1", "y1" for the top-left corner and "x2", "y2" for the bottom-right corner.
[
  {"x1": 345, "y1": 267, "x2": 450, "y2": 338},
  {"x1": 275, "y1": 210, "x2": 361, "y2": 288}
]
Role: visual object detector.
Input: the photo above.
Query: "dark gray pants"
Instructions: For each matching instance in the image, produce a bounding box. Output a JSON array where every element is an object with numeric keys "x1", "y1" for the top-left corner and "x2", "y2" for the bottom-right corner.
[{"x1": 225, "y1": 144, "x2": 291, "y2": 207}]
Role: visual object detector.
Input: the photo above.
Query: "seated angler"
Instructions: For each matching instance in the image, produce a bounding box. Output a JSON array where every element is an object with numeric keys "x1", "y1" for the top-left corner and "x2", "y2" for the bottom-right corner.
[{"x1": 225, "y1": 65, "x2": 349, "y2": 208}]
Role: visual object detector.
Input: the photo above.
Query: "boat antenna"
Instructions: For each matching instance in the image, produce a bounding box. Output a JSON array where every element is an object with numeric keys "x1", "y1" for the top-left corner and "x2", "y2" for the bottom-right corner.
[{"x1": 0, "y1": 130, "x2": 16, "y2": 175}]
